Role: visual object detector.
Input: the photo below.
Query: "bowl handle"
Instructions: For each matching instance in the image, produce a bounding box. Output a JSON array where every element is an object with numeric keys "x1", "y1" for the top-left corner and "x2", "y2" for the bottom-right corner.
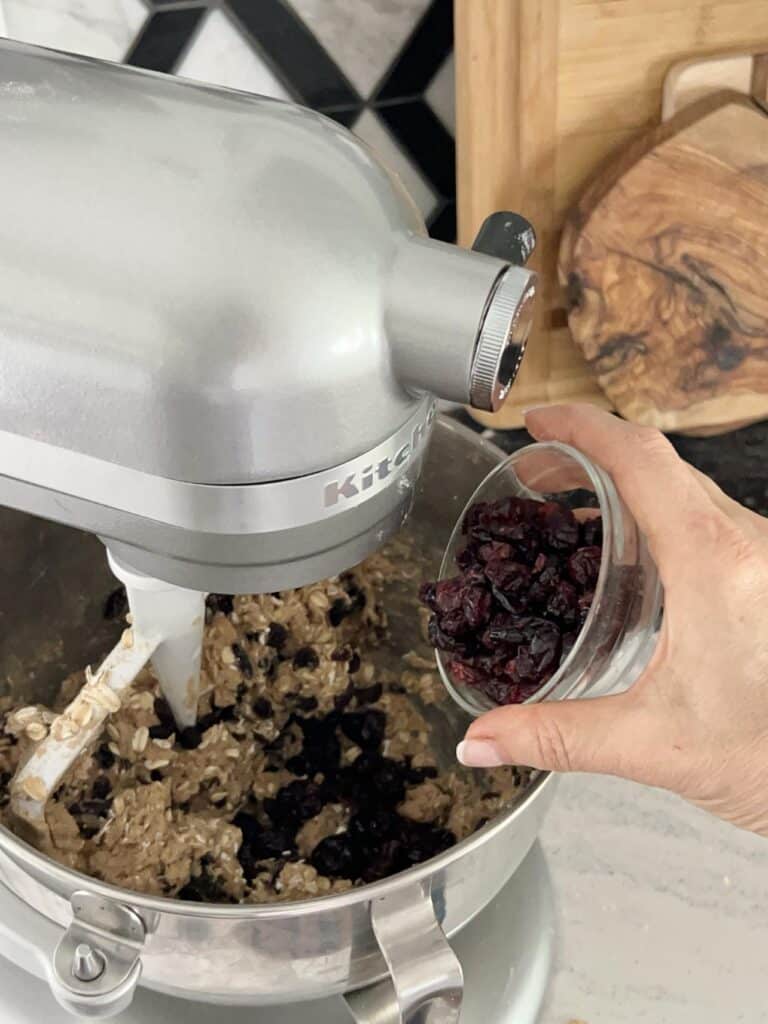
[{"x1": 343, "y1": 878, "x2": 463, "y2": 1024}]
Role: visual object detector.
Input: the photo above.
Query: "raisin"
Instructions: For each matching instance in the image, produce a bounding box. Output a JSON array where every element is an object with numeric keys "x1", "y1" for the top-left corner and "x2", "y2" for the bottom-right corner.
[
  {"x1": 348, "y1": 652, "x2": 361, "y2": 674},
  {"x1": 179, "y1": 726, "x2": 202, "y2": 750},
  {"x1": 231, "y1": 642, "x2": 253, "y2": 678},
  {"x1": 206, "y1": 594, "x2": 235, "y2": 617},
  {"x1": 266, "y1": 623, "x2": 288, "y2": 649},
  {"x1": 340, "y1": 710, "x2": 386, "y2": 751},
  {"x1": 328, "y1": 598, "x2": 350, "y2": 627},
  {"x1": 103, "y1": 586, "x2": 128, "y2": 621},
  {"x1": 310, "y1": 835, "x2": 363, "y2": 879},
  {"x1": 265, "y1": 780, "x2": 325, "y2": 831},
  {"x1": 293, "y1": 647, "x2": 319, "y2": 670},
  {"x1": 178, "y1": 873, "x2": 234, "y2": 904},
  {"x1": 149, "y1": 722, "x2": 175, "y2": 740},
  {"x1": 354, "y1": 681, "x2": 383, "y2": 705},
  {"x1": 91, "y1": 776, "x2": 111, "y2": 800},
  {"x1": 331, "y1": 646, "x2": 351, "y2": 662},
  {"x1": 296, "y1": 695, "x2": 318, "y2": 712},
  {"x1": 95, "y1": 745, "x2": 115, "y2": 770},
  {"x1": 298, "y1": 716, "x2": 341, "y2": 773},
  {"x1": 150, "y1": 769, "x2": 164, "y2": 782}
]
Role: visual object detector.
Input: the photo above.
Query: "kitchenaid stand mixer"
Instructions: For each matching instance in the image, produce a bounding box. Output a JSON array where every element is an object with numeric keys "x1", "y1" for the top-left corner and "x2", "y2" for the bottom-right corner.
[{"x1": 0, "y1": 38, "x2": 540, "y2": 1020}]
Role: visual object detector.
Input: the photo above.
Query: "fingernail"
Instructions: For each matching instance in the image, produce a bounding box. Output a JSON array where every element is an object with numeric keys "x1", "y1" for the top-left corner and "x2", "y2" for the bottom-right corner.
[
  {"x1": 522, "y1": 405, "x2": 546, "y2": 416},
  {"x1": 456, "y1": 739, "x2": 505, "y2": 768}
]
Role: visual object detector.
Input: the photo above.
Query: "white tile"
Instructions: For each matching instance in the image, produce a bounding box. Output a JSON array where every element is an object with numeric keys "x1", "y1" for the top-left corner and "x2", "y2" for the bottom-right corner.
[
  {"x1": 177, "y1": 8, "x2": 291, "y2": 101},
  {"x1": 354, "y1": 109, "x2": 436, "y2": 220},
  {"x1": 2, "y1": 0, "x2": 146, "y2": 62},
  {"x1": 425, "y1": 51, "x2": 454, "y2": 133},
  {"x1": 290, "y1": 0, "x2": 431, "y2": 98},
  {"x1": 0, "y1": 2, "x2": 8, "y2": 38}
]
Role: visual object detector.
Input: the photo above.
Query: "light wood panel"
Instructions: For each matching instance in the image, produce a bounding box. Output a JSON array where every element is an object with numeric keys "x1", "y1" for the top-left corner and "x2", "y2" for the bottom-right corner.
[{"x1": 455, "y1": 0, "x2": 768, "y2": 429}]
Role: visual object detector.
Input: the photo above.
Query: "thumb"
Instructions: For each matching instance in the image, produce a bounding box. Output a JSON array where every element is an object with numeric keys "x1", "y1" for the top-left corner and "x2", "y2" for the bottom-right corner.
[{"x1": 457, "y1": 692, "x2": 660, "y2": 780}]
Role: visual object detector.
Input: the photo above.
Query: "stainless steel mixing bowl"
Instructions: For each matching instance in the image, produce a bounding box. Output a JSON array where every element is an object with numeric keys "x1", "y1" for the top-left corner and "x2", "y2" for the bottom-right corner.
[{"x1": 0, "y1": 419, "x2": 557, "y2": 1022}]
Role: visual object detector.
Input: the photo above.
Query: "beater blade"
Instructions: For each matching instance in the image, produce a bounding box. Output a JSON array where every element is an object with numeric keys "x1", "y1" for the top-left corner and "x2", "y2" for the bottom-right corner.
[
  {"x1": 10, "y1": 627, "x2": 158, "y2": 832},
  {"x1": 108, "y1": 556, "x2": 207, "y2": 730},
  {"x1": 10, "y1": 559, "x2": 207, "y2": 834}
]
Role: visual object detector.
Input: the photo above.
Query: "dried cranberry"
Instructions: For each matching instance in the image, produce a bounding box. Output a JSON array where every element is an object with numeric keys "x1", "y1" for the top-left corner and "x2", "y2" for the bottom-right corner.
[
  {"x1": 477, "y1": 541, "x2": 513, "y2": 563},
  {"x1": 463, "y1": 586, "x2": 491, "y2": 629},
  {"x1": 456, "y1": 546, "x2": 480, "y2": 571},
  {"x1": 436, "y1": 608, "x2": 468, "y2": 637},
  {"x1": 432, "y1": 578, "x2": 465, "y2": 615},
  {"x1": 484, "y1": 559, "x2": 531, "y2": 601},
  {"x1": 546, "y1": 581, "x2": 579, "y2": 627},
  {"x1": 537, "y1": 502, "x2": 579, "y2": 552},
  {"x1": 568, "y1": 546, "x2": 602, "y2": 589},
  {"x1": 580, "y1": 517, "x2": 603, "y2": 548},
  {"x1": 578, "y1": 591, "x2": 595, "y2": 627},
  {"x1": 514, "y1": 619, "x2": 562, "y2": 684}
]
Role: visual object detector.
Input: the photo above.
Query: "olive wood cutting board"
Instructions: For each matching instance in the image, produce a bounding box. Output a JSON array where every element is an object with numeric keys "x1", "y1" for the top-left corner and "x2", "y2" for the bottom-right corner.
[{"x1": 558, "y1": 91, "x2": 768, "y2": 435}]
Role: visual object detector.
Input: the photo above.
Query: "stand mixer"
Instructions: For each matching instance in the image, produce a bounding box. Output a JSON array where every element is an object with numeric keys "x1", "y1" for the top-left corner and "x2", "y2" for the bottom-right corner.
[{"x1": 0, "y1": 38, "x2": 544, "y2": 1020}]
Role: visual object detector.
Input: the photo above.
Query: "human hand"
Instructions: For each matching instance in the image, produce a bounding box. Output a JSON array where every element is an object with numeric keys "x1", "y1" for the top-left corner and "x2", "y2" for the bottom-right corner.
[{"x1": 457, "y1": 403, "x2": 768, "y2": 836}]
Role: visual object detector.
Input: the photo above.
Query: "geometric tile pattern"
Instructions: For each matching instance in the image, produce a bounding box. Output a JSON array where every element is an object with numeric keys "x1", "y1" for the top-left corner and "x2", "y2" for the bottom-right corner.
[{"x1": 0, "y1": 0, "x2": 456, "y2": 241}]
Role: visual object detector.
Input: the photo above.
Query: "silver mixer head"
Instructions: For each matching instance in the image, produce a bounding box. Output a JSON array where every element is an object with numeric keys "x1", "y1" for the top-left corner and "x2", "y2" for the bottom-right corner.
[{"x1": 0, "y1": 39, "x2": 536, "y2": 595}]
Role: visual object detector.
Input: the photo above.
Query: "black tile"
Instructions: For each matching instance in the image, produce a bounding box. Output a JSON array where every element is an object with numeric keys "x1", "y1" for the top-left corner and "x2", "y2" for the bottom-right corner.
[
  {"x1": 324, "y1": 107, "x2": 362, "y2": 129},
  {"x1": 376, "y1": 99, "x2": 455, "y2": 198},
  {"x1": 125, "y1": 7, "x2": 206, "y2": 72},
  {"x1": 427, "y1": 199, "x2": 456, "y2": 243},
  {"x1": 373, "y1": 0, "x2": 453, "y2": 102},
  {"x1": 226, "y1": 0, "x2": 361, "y2": 110}
]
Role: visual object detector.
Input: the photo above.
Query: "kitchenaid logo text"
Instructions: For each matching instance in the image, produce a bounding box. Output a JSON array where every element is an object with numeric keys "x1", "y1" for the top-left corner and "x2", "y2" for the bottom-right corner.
[{"x1": 323, "y1": 404, "x2": 436, "y2": 508}]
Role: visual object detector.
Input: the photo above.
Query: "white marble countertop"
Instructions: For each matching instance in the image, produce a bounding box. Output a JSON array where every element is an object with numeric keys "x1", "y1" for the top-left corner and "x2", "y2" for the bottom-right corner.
[{"x1": 536, "y1": 774, "x2": 768, "y2": 1023}]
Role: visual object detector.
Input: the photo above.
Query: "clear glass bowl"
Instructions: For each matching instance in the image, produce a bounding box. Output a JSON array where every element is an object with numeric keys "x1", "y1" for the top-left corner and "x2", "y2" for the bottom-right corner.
[{"x1": 436, "y1": 441, "x2": 664, "y2": 716}]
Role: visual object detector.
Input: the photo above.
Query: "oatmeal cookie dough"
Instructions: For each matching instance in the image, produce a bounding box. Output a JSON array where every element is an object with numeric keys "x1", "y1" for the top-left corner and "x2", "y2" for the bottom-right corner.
[{"x1": 0, "y1": 563, "x2": 527, "y2": 903}]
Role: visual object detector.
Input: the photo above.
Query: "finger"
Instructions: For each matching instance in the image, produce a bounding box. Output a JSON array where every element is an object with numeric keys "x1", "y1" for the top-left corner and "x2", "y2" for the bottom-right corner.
[
  {"x1": 457, "y1": 689, "x2": 677, "y2": 785},
  {"x1": 524, "y1": 405, "x2": 731, "y2": 570}
]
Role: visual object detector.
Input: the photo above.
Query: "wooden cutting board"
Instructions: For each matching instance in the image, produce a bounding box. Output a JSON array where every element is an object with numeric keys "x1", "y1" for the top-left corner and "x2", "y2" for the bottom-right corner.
[
  {"x1": 558, "y1": 92, "x2": 768, "y2": 434},
  {"x1": 454, "y1": 0, "x2": 768, "y2": 431}
]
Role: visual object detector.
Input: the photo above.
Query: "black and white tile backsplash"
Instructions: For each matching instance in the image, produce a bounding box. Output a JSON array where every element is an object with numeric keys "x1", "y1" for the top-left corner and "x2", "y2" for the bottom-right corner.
[{"x1": 0, "y1": 0, "x2": 456, "y2": 239}]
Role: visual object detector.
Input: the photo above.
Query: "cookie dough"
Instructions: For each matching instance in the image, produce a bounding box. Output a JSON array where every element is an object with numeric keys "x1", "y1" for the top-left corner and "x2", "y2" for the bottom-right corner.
[{"x1": 0, "y1": 562, "x2": 526, "y2": 903}]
